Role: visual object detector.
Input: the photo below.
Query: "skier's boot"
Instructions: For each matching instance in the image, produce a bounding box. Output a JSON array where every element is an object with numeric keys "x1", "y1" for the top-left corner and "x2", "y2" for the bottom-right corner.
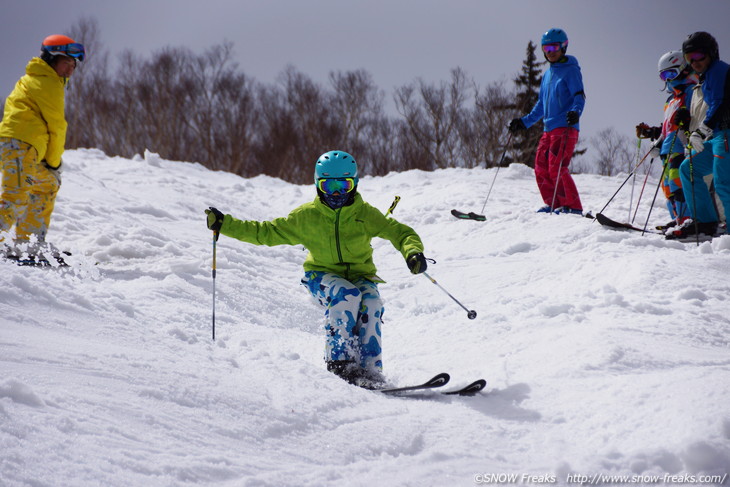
[{"x1": 326, "y1": 360, "x2": 362, "y2": 385}]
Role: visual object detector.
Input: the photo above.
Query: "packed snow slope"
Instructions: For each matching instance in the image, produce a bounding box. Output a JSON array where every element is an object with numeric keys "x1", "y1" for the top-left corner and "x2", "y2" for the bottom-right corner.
[{"x1": 1, "y1": 149, "x2": 729, "y2": 487}]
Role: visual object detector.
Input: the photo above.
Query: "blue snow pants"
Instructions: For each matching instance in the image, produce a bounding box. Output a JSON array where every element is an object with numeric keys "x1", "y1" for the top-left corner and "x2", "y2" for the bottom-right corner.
[
  {"x1": 662, "y1": 152, "x2": 689, "y2": 220},
  {"x1": 679, "y1": 129, "x2": 730, "y2": 231},
  {"x1": 302, "y1": 271, "x2": 384, "y2": 371}
]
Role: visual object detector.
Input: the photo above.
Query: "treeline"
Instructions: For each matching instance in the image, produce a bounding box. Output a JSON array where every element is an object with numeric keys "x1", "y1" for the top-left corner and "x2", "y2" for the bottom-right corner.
[
  {"x1": 60, "y1": 19, "x2": 531, "y2": 184},
  {"x1": 55, "y1": 19, "x2": 638, "y2": 182}
]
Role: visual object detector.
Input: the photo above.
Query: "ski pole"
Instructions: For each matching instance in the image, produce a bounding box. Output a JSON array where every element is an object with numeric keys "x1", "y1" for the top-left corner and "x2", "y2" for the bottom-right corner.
[
  {"x1": 211, "y1": 230, "x2": 219, "y2": 340},
  {"x1": 631, "y1": 130, "x2": 682, "y2": 223},
  {"x1": 688, "y1": 137, "x2": 700, "y2": 246},
  {"x1": 422, "y1": 271, "x2": 477, "y2": 320},
  {"x1": 630, "y1": 159, "x2": 655, "y2": 224},
  {"x1": 628, "y1": 138, "x2": 642, "y2": 221},
  {"x1": 595, "y1": 147, "x2": 655, "y2": 218},
  {"x1": 479, "y1": 133, "x2": 513, "y2": 214},
  {"x1": 641, "y1": 161, "x2": 668, "y2": 236},
  {"x1": 632, "y1": 131, "x2": 679, "y2": 224},
  {"x1": 549, "y1": 131, "x2": 569, "y2": 213},
  {"x1": 642, "y1": 124, "x2": 688, "y2": 236},
  {"x1": 385, "y1": 196, "x2": 476, "y2": 319},
  {"x1": 385, "y1": 196, "x2": 401, "y2": 218}
]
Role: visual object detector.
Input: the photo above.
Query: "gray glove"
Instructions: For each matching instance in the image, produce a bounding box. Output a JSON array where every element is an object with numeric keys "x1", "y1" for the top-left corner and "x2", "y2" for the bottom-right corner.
[
  {"x1": 649, "y1": 139, "x2": 663, "y2": 158},
  {"x1": 42, "y1": 160, "x2": 63, "y2": 186},
  {"x1": 689, "y1": 124, "x2": 713, "y2": 154}
]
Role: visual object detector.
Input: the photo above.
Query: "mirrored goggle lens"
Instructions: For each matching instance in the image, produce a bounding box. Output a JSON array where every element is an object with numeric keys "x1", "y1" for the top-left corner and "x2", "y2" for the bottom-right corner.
[
  {"x1": 660, "y1": 68, "x2": 680, "y2": 82},
  {"x1": 542, "y1": 43, "x2": 562, "y2": 53},
  {"x1": 46, "y1": 43, "x2": 85, "y2": 61},
  {"x1": 317, "y1": 178, "x2": 355, "y2": 195},
  {"x1": 64, "y1": 43, "x2": 85, "y2": 59},
  {"x1": 685, "y1": 52, "x2": 706, "y2": 63}
]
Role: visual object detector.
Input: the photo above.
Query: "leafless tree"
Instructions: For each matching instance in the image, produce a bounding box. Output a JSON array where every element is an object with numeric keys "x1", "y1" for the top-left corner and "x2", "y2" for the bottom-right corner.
[
  {"x1": 589, "y1": 127, "x2": 635, "y2": 176},
  {"x1": 65, "y1": 17, "x2": 110, "y2": 150},
  {"x1": 395, "y1": 68, "x2": 469, "y2": 170},
  {"x1": 458, "y1": 80, "x2": 515, "y2": 168}
]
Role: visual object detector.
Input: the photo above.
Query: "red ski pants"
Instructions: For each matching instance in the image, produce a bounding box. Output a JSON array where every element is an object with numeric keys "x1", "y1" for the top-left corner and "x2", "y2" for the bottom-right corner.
[{"x1": 534, "y1": 127, "x2": 582, "y2": 210}]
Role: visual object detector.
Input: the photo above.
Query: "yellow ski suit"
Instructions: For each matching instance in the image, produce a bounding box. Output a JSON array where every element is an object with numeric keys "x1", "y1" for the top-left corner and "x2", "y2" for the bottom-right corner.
[{"x1": 0, "y1": 57, "x2": 67, "y2": 242}]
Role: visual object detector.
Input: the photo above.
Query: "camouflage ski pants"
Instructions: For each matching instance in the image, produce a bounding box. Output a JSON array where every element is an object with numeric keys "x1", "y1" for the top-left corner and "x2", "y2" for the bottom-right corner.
[
  {"x1": 0, "y1": 138, "x2": 60, "y2": 242},
  {"x1": 302, "y1": 271, "x2": 384, "y2": 371}
]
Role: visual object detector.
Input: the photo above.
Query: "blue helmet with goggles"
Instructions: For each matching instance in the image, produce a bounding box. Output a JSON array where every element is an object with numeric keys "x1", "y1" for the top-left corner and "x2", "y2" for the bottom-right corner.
[
  {"x1": 314, "y1": 150, "x2": 358, "y2": 187},
  {"x1": 40, "y1": 34, "x2": 85, "y2": 64},
  {"x1": 541, "y1": 28, "x2": 568, "y2": 52},
  {"x1": 315, "y1": 150, "x2": 359, "y2": 209}
]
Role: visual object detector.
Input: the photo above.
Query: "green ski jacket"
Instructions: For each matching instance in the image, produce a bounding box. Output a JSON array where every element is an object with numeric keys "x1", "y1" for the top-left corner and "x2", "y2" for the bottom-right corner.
[{"x1": 220, "y1": 193, "x2": 424, "y2": 281}]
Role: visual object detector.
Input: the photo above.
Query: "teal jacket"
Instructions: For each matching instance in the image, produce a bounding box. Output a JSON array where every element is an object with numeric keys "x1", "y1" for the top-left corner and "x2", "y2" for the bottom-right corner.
[{"x1": 220, "y1": 193, "x2": 424, "y2": 281}]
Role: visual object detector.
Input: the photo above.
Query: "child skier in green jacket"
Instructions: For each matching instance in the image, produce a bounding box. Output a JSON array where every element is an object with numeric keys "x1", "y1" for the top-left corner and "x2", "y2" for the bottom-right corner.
[{"x1": 205, "y1": 150, "x2": 428, "y2": 389}]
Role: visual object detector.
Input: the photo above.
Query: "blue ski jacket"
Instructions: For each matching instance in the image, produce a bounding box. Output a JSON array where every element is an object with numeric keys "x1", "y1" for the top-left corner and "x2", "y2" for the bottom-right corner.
[
  {"x1": 699, "y1": 58, "x2": 730, "y2": 131},
  {"x1": 522, "y1": 55, "x2": 586, "y2": 132}
]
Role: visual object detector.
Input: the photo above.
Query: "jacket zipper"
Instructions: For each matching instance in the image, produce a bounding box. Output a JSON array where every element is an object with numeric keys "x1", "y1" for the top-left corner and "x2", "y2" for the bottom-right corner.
[{"x1": 334, "y1": 208, "x2": 350, "y2": 279}]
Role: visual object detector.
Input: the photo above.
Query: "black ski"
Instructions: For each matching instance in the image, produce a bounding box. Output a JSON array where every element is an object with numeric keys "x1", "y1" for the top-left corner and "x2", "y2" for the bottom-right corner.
[
  {"x1": 595, "y1": 213, "x2": 662, "y2": 234},
  {"x1": 595, "y1": 213, "x2": 716, "y2": 243},
  {"x1": 379, "y1": 372, "x2": 450, "y2": 395},
  {"x1": 5, "y1": 253, "x2": 69, "y2": 268},
  {"x1": 451, "y1": 209, "x2": 486, "y2": 221},
  {"x1": 379, "y1": 373, "x2": 487, "y2": 397},
  {"x1": 442, "y1": 379, "x2": 487, "y2": 396}
]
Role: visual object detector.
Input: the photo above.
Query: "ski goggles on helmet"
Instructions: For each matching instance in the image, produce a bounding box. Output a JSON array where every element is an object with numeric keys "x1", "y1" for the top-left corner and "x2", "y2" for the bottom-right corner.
[
  {"x1": 317, "y1": 177, "x2": 356, "y2": 195},
  {"x1": 43, "y1": 43, "x2": 85, "y2": 62},
  {"x1": 684, "y1": 52, "x2": 706, "y2": 63},
  {"x1": 659, "y1": 68, "x2": 681, "y2": 82},
  {"x1": 542, "y1": 43, "x2": 562, "y2": 53}
]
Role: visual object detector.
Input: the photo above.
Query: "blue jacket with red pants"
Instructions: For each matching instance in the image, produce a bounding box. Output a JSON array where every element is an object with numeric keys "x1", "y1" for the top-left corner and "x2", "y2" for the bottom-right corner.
[{"x1": 521, "y1": 55, "x2": 586, "y2": 211}]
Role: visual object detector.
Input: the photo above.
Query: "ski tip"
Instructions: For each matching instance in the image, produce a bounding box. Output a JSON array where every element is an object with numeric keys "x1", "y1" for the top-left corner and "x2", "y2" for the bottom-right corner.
[
  {"x1": 451, "y1": 209, "x2": 486, "y2": 221},
  {"x1": 463, "y1": 379, "x2": 487, "y2": 394},
  {"x1": 443, "y1": 379, "x2": 487, "y2": 396},
  {"x1": 428, "y1": 372, "x2": 451, "y2": 387}
]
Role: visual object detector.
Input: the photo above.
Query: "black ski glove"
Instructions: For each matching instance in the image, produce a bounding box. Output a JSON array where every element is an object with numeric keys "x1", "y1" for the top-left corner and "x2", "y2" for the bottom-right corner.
[
  {"x1": 406, "y1": 253, "x2": 428, "y2": 274},
  {"x1": 636, "y1": 123, "x2": 661, "y2": 140},
  {"x1": 673, "y1": 108, "x2": 691, "y2": 129},
  {"x1": 508, "y1": 118, "x2": 526, "y2": 133},
  {"x1": 205, "y1": 207, "x2": 224, "y2": 233},
  {"x1": 566, "y1": 111, "x2": 580, "y2": 125}
]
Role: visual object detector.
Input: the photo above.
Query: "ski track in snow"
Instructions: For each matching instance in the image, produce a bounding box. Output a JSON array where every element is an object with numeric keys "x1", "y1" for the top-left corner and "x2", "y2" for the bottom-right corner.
[{"x1": 1, "y1": 149, "x2": 729, "y2": 486}]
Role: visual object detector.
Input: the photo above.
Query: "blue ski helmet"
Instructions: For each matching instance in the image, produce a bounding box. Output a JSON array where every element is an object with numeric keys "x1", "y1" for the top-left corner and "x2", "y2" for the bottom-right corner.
[
  {"x1": 541, "y1": 28, "x2": 568, "y2": 52},
  {"x1": 314, "y1": 150, "x2": 358, "y2": 185}
]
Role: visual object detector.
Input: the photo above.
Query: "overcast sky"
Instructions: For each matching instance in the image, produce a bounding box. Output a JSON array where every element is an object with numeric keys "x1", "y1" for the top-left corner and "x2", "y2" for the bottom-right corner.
[{"x1": 3, "y1": 0, "x2": 730, "y2": 159}]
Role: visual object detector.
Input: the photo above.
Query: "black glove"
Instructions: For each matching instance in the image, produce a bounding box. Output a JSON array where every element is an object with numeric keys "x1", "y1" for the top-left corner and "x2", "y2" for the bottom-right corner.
[
  {"x1": 406, "y1": 253, "x2": 428, "y2": 274},
  {"x1": 671, "y1": 188, "x2": 685, "y2": 203},
  {"x1": 508, "y1": 118, "x2": 526, "y2": 133},
  {"x1": 636, "y1": 123, "x2": 662, "y2": 140},
  {"x1": 566, "y1": 111, "x2": 580, "y2": 125},
  {"x1": 673, "y1": 108, "x2": 691, "y2": 128},
  {"x1": 205, "y1": 207, "x2": 224, "y2": 233}
]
